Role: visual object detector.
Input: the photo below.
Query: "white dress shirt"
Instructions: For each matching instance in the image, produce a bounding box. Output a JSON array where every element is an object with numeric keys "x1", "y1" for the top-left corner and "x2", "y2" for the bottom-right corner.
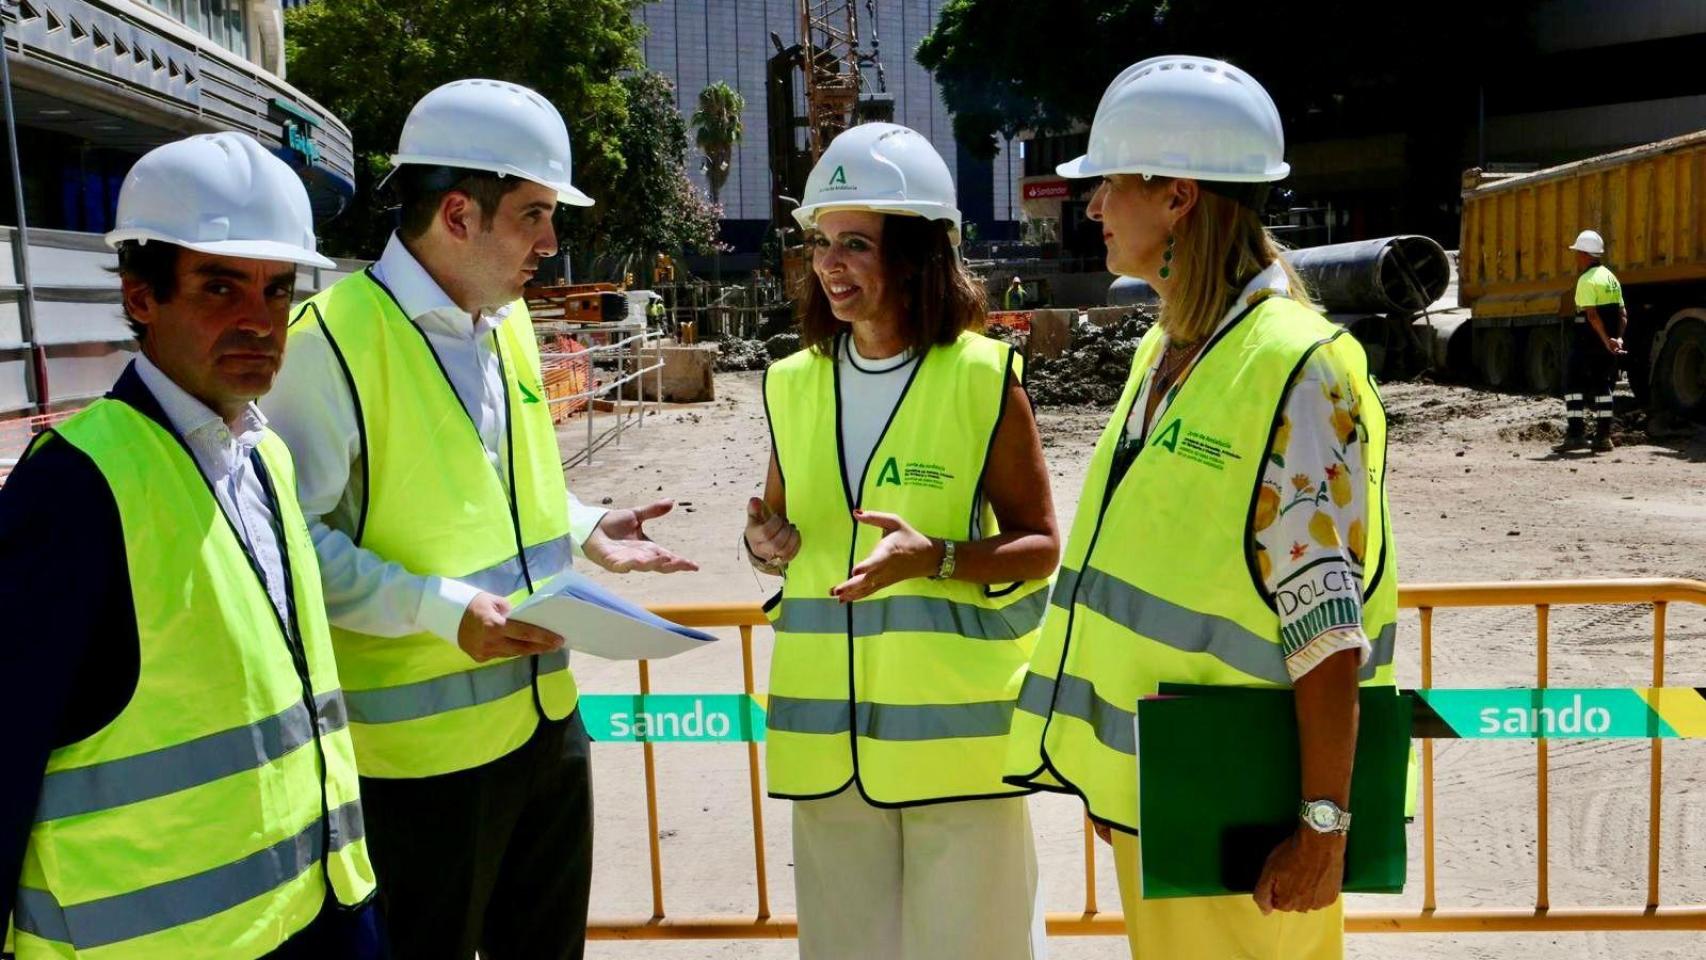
[
  {"x1": 134, "y1": 354, "x2": 292, "y2": 630},
  {"x1": 262, "y1": 234, "x2": 606, "y2": 645},
  {"x1": 834, "y1": 334, "x2": 918, "y2": 493}
]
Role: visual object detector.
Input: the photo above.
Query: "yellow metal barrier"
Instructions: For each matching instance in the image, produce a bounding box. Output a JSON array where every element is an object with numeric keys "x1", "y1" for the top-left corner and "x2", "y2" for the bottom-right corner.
[{"x1": 588, "y1": 580, "x2": 1706, "y2": 940}]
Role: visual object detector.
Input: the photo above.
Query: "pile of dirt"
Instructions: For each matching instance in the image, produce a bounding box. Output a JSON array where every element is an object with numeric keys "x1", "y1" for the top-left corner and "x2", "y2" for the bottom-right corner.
[
  {"x1": 1026, "y1": 310, "x2": 1155, "y2": 406},
  {"x1": 984, "y1": 322, "x2": 1025, "y2": 348},
  {"x1": 710, "y1": 330, "x2": 804, "y2": 370},
  {"x1": 712, "y1": 335, "x2": 770, "y2": 372},
  {"x1": 764, "y1": 331, "x2": 802, "y2": 360}
]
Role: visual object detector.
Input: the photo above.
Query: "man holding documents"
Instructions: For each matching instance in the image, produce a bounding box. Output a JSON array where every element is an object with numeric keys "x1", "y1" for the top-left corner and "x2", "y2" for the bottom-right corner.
[
  {"x1": 1001, "y1": 57, "x2": 1399, "y2": 959},
  {"x1": 1, "y1": 133, "x2": 383, "y2": 958},
  {"x1": 262, "y1": 80, "x2": 693, "y2": 960}
]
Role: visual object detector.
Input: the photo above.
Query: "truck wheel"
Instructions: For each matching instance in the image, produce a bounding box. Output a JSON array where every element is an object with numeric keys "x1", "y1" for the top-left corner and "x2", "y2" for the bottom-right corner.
[
  {"x1": 1475, "y1": 326, "x2": 1518, "y2": 389},
  {"x1": 1654, "y1": 314, "x2": 1706, "y2": 420},
  {"x1": 1523, "y1": 325, "x2": 1564, "y2": 397}
]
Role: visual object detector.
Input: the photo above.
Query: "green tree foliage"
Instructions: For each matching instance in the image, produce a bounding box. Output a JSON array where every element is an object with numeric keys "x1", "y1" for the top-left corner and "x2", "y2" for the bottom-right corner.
[
  {"x1": 918, "y1": 0, "x2": 1538, "y2": 159},
  {"x1": 691, "y1": 81, "x2": 746, "y2": 207},
  {"x1": 589, "y1": 71, "x2": 724, "y2": 280},
  {"x1": 285, "y1": 0, "x2": 715, "y2": 271}
]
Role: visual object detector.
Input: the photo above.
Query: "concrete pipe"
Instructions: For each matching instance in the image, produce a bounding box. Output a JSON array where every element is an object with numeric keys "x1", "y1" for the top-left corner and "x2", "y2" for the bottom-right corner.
[{"x1": 1106, "y1": 236, "x2": 1451, "y2": 316}]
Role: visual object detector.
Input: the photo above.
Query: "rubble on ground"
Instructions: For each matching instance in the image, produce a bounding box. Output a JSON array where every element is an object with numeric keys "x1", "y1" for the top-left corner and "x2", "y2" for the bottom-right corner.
[
  {"x1": 712, "y1": 335, "x2": 770, "y2": 372},
  {"x1": 764, "y1": 331, "x2": 802, "y2": 360},
  {"x1": 711, "y1": 330, "x2": 800, "y2": 370},
  {"x1": 983, "y1": 322, "x2": 1024, "y2": 348},
  {"x1": 707, "y1": 310, "x2": 1156, "y2": 403},
  {"x1": 1025, "y1": 309, "x2": 1155, "y2": 406}
]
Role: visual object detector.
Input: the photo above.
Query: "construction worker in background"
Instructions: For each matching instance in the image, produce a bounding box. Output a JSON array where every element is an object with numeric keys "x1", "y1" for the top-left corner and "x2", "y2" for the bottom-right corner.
[
  {"x1": 0, "y1": 133, "x2": 383, "y2": 958},
  {"x1": 261, "y1": 80, "x2": 696, "y2": 960},
  {"x1": 1558, "y1": 229, "x2": 1625, "y2": 453},
  {"x1": 1004, "y1": 275, "x2": 1028, "y2": 310},
  {"x1": 1003, "y1": 57, "x2": 1397, "y2": 960},
  {"x1": 744, "y1": 121, "x2": 1061, "y2": 960}
]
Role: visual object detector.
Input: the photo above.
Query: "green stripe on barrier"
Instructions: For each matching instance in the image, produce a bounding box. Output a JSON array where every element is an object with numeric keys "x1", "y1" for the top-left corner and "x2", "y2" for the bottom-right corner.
[
  {"x1": 575, "y1": 689, "x2": 1706, "y2": 743},
  {"x1": 579, "y1": 694, "x2": 767, "y2": 742},
  {"x1": 1413, "y1": 688, "x2": 1695, "y2": 739}
]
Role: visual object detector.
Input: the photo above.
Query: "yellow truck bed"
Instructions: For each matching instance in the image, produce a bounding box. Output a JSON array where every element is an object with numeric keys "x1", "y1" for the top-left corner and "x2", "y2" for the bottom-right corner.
[{"x1": 1460, "y1": 130, "x2": 1706, "y2": 321}]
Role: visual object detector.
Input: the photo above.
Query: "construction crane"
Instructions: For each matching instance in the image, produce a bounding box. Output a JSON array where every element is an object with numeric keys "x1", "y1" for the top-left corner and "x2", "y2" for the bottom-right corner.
[
  {"x1": 767, "y1": 1, "x2": 892, "y2": 293},
  {"x1": 797, "y1": 0, "x2": 889, "y2": 159}
]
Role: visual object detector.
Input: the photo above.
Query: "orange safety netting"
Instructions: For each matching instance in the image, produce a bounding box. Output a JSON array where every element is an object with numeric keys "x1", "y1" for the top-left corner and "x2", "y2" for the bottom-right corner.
[
  {"x1": 540, "y1": 336, "x2": 595, "y2": 422},
  {"x1": 0, "y1": 411, "x2": 74, "y2": 486}
]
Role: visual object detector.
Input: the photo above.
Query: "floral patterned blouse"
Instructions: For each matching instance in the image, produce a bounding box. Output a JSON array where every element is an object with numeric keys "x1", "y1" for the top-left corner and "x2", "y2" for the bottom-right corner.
[{"x1": 1121, "y1": 262, "x2": 1373, "y2": 683}]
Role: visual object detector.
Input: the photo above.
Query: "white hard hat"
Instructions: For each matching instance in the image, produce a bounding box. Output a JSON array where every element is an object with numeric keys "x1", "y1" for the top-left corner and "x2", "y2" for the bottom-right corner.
[
  {"x1": 1569, "y1": 229, "x2": 1605, "y2": 256},
  {"x1": 792, "y1": 123, "x2": 962, "y2": 246},
  {"x1": 389, "y1": 78, "x2": 594, "y2": 207},
  {"x1": 1059, "y1": 55, "x2": 1290, "y2": 183},
  {"x1": 105, "y1": 132, "x2": 333, "y2": 268}
]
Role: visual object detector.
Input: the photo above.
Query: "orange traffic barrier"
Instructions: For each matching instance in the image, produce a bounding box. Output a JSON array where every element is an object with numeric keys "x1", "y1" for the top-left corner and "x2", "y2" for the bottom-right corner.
[{"x1": 589, "y1": 580, "x2": 1706, "y2": 939}]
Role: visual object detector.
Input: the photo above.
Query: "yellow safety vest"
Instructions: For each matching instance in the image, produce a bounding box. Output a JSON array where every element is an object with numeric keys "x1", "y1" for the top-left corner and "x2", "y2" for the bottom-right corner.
[
  {"x1": 763, "y1": 331, "x2": 1051, "y2": 804},
  {"x1": 1004, "y1": 296, "x2": 1398, "y2": 832},
  {"x1": 290, "y1": 270, "x2": 576, "y2": 779},
  {"x1": 12, "y1": 399, "x2": 374, "y2": 960}
]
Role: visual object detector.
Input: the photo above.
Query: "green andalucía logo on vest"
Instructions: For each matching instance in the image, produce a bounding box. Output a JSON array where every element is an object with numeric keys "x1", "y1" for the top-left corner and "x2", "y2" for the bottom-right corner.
[
  {"x1": 1150, "y1": 418, "x2": 1241, "y2": 472},
  {"x1": 875, "y1": 455, "x2": 953, "y2": 490},
  {"x1": 1152, "y1": 419, "x2": 1182, "y2": 453},
  {"x1": 518, "y1": 379, "x2": 545, "y2": 404}
]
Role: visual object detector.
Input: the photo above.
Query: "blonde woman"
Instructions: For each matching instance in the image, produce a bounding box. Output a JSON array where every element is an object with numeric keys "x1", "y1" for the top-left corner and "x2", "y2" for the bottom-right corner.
[{"x1": 1004, "y1": 57, "x2": 1398, "y2": 959}]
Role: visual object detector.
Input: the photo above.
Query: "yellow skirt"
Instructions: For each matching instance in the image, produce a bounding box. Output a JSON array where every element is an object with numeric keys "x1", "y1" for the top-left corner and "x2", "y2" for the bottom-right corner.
[{"x1": 1111, "y1": 831, "x2": 1343, "y2": 959}]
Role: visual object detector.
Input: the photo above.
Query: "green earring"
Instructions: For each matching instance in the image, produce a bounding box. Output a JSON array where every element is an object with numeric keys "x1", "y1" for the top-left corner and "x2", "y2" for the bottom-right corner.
[{"x1": 1160, "y1": 232, "x2": 1176, "y2": 280}]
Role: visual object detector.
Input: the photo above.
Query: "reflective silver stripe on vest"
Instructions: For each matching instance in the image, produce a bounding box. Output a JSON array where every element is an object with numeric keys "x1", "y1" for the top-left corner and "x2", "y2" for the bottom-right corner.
[
  {"x1": 767, "y1": 696, "x2": 1016, "y2": 741},
  {"x1": 34, "y1": 691, "x2": 349, "y2": 823},
  {"x1": 1054, "y1": 567, "x2": 1397, "y2": 684},
  {"x1": 15, "y1": 800, "x2": 366, "y2": 950},
  {"x1": 344, "y1": 649, "x2": 570, "y2": 726},
  {"x1": 1017, "y1": 640, "x2": 1399, "y2": 759},
  {"x1": 1049, "y1": 567, "x2": 1081, "y2": 611},
  {"x1": 1014, "y1": 671, "x2": 1136, "y2": 755},
  {"x1": 773, "y1": 587, "x2": 1048, "y2": 641},
  {"x1": 458, "y1": 535, "x2": 575, "y2": 597},
  {"x1": 1366, "y1": 623, "x2": 1396, "y2": 679}
]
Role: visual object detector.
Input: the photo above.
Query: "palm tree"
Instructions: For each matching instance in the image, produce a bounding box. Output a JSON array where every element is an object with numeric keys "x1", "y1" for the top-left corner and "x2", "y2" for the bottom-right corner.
[{"x1": 692, "y1": 81, "x2": 745, "y2": 209}]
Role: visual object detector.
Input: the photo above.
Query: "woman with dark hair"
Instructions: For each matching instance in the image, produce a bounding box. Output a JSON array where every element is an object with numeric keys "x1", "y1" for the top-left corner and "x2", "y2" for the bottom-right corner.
[{"x1": 742, "y1": 122, "x2": 1060, "y2": 960}]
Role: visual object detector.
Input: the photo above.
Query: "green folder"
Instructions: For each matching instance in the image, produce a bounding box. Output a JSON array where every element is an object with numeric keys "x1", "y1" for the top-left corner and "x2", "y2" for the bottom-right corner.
[{"x1": 1136, "y1": 685, "x2": 1411, "y2": 899}]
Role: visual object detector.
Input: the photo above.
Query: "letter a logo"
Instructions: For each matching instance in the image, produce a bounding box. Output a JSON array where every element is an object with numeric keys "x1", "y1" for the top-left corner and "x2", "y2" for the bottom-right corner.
[
  {"x1": 829, "y1": 165, "x2": 848, "y2": 186},
  {"x1": 1152, "y1": 419, "x2": 1182, "y2": 453},
  {"x1": 876, "y1": 456, "x2": 902, "y2": 487}
]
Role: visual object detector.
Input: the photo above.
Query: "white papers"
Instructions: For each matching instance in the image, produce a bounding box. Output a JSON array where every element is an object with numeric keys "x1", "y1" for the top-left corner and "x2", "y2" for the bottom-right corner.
[{"x1": 509, "y1": 569, "x2": 718, "y2": 661}]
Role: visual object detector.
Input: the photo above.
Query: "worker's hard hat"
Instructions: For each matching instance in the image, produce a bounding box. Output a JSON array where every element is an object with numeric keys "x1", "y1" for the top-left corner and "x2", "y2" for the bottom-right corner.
[
  {"x1": 1011, "y1": 276, "x2": 1022, "y2": 283},
  {"x1": 105, "y1": 132, "x2": 333, "y2": 268},
  {"x1": 388, "y1": 79, "x2": 594, "y2": 207},
  {"x1": 1569, "y1": 229, "x2": 1605, "y2": 256},
  {"x1": 792, "y1": 123, "x2": 962, "y2": 246},
  {"x1": 1059, "y1": 55, "x2": 1289, "y2": 183}
]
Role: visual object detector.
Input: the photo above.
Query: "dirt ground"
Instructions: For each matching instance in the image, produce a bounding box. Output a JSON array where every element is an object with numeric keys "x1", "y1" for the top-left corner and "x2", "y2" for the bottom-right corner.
[{"x1": 562, "y1": 372, "x2": 1706, "y2": 959}]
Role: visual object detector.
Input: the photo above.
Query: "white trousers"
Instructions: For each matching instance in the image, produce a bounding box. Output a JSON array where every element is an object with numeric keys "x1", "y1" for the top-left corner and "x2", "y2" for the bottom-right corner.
[{"x1": 792, "y1": 787, "x2": 1047, "y2": 960}]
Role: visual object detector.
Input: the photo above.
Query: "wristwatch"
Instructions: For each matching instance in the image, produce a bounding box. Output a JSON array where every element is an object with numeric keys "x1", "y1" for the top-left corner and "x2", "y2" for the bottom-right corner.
[
  {"x1": 929, "y1": 538, "x2": 957, "y2": 580},
  {"x1": 1299, "y1": 798, "x2": 1352, "y2": 835}
]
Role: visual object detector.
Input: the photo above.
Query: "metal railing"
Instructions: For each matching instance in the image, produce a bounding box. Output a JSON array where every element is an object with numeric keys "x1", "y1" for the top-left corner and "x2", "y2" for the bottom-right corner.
[
  {"x1": 541, "y1": 329, "x2": 666, "y2": 469},
  {"x1": 589, "y1": 579, "x2": 1706, "y2": 940}
]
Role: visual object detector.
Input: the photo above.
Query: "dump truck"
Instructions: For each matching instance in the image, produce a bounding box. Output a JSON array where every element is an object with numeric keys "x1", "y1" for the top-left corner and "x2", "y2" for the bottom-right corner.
[{"x1": 1459, "y1": 131, "x2": 1706, "y2": 418}]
